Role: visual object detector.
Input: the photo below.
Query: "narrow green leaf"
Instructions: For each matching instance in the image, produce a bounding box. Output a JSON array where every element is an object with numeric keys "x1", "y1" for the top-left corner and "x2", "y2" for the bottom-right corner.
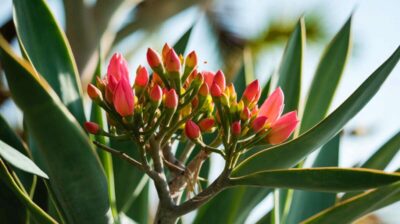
[
  {"x1": 233, "y1": 45, "x2": 400, "y2": 176},
  {"x1": 0, "y1": 140, "x2": 48, "y2": 179},
  {"x1": 276, "y1": 18, "x2": 305, "y2": 113},
  {"x1": 301, "y1": 16, "x2": 352, "y2": 132},
  {"x1": 13, "y1": 0, "x2": 85, "y2": 124},
  {"x1": 173, "y1": 26, "x2": 193, "y2": 55},
  {"x1": 230, "y1": 168, "x2": 400, "y2": 192},
  {"x1": 301, "y1": 181, "x2": 400, "y2": 224},
  {"x1": 362, "y1": 129, "x2": 400, "y2": 170},
  {"x1": 0, "y1": 36, "x2": 109, "y2": 223},
  {"x1": 0, "y1": 160, "x2": 57, "y2": 224},
  {"x1": 287, "y1": 134, "x2": 340, "y2": 224}
]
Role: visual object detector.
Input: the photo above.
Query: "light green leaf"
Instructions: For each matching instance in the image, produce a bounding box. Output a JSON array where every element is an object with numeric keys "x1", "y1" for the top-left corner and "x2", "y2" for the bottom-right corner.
[
  {"x1": 276, "y1": 18, "x2": 305, "y2": 113},
  {"x1": 13, "y1": 0, "x2": 85, "y2": 124},
  {"x1": 301, "y1": 181, "x2": 400, "y2": 224},
  {"x1": 0, "y1": 140, "x2": 48, "y2": 179},
  {"x1": 230, "y1": 168, "x2": 400, "y2": 191},
  {"x1": 233, "y1": 45, "x2": 400, "y2": 176},
  {"x1": 0, "y1": 36, "x2": 109, "y2": 223},
  {"x1": 300, "y1": 16, "x2": 352, "y2": 133}
]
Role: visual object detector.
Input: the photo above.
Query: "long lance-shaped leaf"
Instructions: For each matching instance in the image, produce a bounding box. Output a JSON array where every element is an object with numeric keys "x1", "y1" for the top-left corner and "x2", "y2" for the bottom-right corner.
[
  {"x1": 0, "y1": 36, "x2": 109, "y2": 223},
  {"x1": 13, "y1": 0, "x2": 85, "y2": 124},
  {"x1": 0, "y1": 140, "x2": 48, "y2": 179},
  {"x1": 287, "y1": 134, "x2": 340, "y2": 224},
  {"x1": 0, "y1": 160, "x2": 57, "y2": 224},
  {"x1": 300, "y1": 16, "x2": 352, "y2": 133},
  {"x1": 276, "y1": 17, "x2": 305, "y2": 113},
  {"x1": 341, "y1": 129, "x2": 400, "y2": 201},
  {"x1": 233, "y1": 45, "x2": 400, "y2": 176},
  {"x1": 230, "y1": 168, "x2": 400, "y2": 191},
  {"x1": 301, "y1": 181, "x2": 400, "y2": 224}
]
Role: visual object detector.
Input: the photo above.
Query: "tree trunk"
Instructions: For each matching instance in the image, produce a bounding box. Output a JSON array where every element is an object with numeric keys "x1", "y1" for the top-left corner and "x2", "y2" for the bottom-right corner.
[{"x1": 153, "y1": 205, "x2": 178, "y2": 224}]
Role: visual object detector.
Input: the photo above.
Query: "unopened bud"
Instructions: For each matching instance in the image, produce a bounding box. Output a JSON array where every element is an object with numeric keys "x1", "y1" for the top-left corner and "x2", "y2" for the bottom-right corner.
[
  {"x1": 164, "y1": 89, "x2": 178, "y2": 109},
  {"x1": 165, "y1": 49, "x2": 181, "y2": 73},
  {"x1": 252, "y1": 116, "x2": 268, "y2": 133},
  {"x1": 135, "y1": 65, "x2": 149, "y2": 87},
  {"x1": 150, "y1": 84, "x2": 162, "y2": 103},
  {"x1": 147, "y1": 48, "x2": 162, "y2": 68},
  {"x1": 87, "y1": 83, "x2": 103, "y2": 102},
  {"x1": 214, "y1": 70, "x2": 226, "y2": 91},
  {"x1": 84, "y1": 122, "x2": 100, "y2": 134},
  {"x1": 185, "y1": 51, "x2": 197, "y2": 68},
  {"x1": 185, "y1": 120, "x2": 201, "y2": 140},
  {"x1": 198, "y1": 118, "x2": 215, "y2": 132},
  {"x1": 210, "y1": 82, "x2": 223, "y2": 97},
  {"x1": 232, "y1": 121, "x2": 241, "y2": 136}
]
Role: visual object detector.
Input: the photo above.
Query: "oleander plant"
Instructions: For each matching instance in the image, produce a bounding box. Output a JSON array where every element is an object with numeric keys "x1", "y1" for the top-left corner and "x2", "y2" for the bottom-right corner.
[{"x1": 0, "y1": 0, "x2": 400, "y2": 224}]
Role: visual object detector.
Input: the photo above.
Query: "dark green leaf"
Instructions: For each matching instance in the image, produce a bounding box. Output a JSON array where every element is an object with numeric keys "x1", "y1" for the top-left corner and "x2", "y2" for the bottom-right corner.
[
  {"x1": 0, "y1": 140, "x2": 48, "y2": 178},
  {"x1": 301, "y1": 181, "x2": 400, "y2": 224},
  {"x1": 233, "y1": 45, "x2": 400, "y2": 176},
  {"x1": 230, "y1": 168, "x2": 400, "y2": 192},
  {"x1": 0, "y1": 37, "x2": 109, "y2": 223},
  {"x1": 276, "y1": 18, "x2": 305, "y2": 113},
  {"x1": 13, "y1": 0, "x2": 85, "y2": 124},
  {"x1": 300, "y1": 17, "x2": 352, "y2": 132},
  {"x1": 173, "y1": 26, "x2": 193, "y2": 55},
  {"x1": 287, "y1": 135, "x2": 340, "y2": 223}
]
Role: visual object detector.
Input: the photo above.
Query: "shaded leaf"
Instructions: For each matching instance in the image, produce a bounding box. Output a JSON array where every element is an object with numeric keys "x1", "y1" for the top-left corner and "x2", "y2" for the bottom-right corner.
[
  {"x1": 0, "y1": 36, "x2": 109, "y2": 223},
  {"x1": 233, "y1": 45, "x2": 400, "y2": 176}
]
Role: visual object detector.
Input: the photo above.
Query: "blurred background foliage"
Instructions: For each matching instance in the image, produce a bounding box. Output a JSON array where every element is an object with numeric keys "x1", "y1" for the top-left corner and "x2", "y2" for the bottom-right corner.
[{"x1": 0, "y1": 0, "x2": 399, "y2": 223}]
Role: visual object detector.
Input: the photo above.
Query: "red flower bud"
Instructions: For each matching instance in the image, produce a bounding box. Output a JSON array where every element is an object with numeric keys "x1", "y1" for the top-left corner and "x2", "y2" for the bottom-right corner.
[
  {"x1": 185, "y1": 51, "x2": 197, "y2": 68},
  {"x1": 84, "y1": 122, "x2": 100, "y2": 134},
  {"x1": 165, "y1": 49, "x2": 181, "y2": 73},
  {"x1": 198, "y1": 118, "x2": 215, "y2": 132},
  {"x1": 214, "y1": 70, "x2": 226, "y2": 91},
  {"x1": 266, "y1": 111, "x2": 299, "y2": 145},
  {"x1": 150, "y1": 84, "x2": 162, "y2": 102},
  {"x1": 210, "y1": 82, "x2": 223, "y2": 97},
  {"x1": 240, "y1": 107, "x2": 251, "y2": 121},
  {"x1": 113, "y1": 79, "x2": 134, "y2": 117},
  {"x1": 199, "y1": 83, "x2": 209, "y2": 97},
  {"x1": 162, "y1": 43, "x2": 172, "y2": 62},
  {"x1": 135, "y1": 65, "x2": 149, "y2": 87},
  {"x1": 185, "y1": 120, "x2": 201, "y2": 140},
  {"x1": 107, "y1": 53, "x2": 129, "y2": 82},
  {"x1": 242, "y1": 80, "x2": 260, "y2": 104},
  {"x1": 87, "y1": 83, "x2": 102, "y2": 101},
  {"x1": 252, "y1": 116, "x2": 268, "y2": 133},
  {"x1": 232, "y1": 121, "x2": 241, "y2": 136},
  {"x1": 202, "y1": 71, "x2": 215, "y2": 88},
  {"x1": 164, "y1": 89, "x2": 178, "y2": 109},
  {"x1": 147, "y1": 48, "x2": 162, "y2": 68}
]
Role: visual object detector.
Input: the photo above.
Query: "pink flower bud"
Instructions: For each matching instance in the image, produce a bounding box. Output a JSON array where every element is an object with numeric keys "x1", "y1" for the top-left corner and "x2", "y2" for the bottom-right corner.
[
  {"x1": 210, "y1": 82, "x2": 223, "y2": 97},
  {"x1": 84, "y1": 122, "x2": 100, "y2": 134},
  {"x1": 214, "y1": 70, "x2": 226, "y2": 91},
  {"x1": 165, "y1": 49, "x2": 181, "y2": 73},
  {"x1": 107, "y1": 53, "x2": 129, "y2": 82},
  {"x1": 113, "y1": 79, "x2": 134, "y2": 117},
  {"x1": 150, "y1": 84, "x2": 162, "y2": 102},
  {"x1": 135, "y1": 65, "x2": 149, "y2": 87},
  {"x1": 259, "y1": 87, "x2": 284, "y2": 124},
  {"x1": 199, "y1": 83, "x2": 209, "y2": 97},
  {"x1": 202, "y1": 71, "x2": 215, "y2": 88},
  {"x1": 266, "y1": 111, "x2": 299, "y2": 145},
  {"x1": 198, "y1": 118, "x2": 215, "y2": 132},
  {"x1": 242, "y1": 80, "x2": 260, "y2": 104},
  {"x1": 87, "y1": 83, "x2": 102, "y2": 101},
  {"x1": 185, "y1": 120, "x2": 201, "y2": 140},
  {"x1": 185, "y1": 51, "x2": 197, "y2": 68},
  {"x1": 147, "y1": 48, "x2": 162, "y2": 68},
  {"x1": 232, "y1": 121, "x2": 241, "y2": 136},
  {"x1": 164, "y1": 89, "x2": 178, "y2": 109},
  {"x1": 252, "y1": 116, "x2": 268, "y2": 133},
  {"x1": 162, "y1": 43, "x2": 172, "y2": 62}
]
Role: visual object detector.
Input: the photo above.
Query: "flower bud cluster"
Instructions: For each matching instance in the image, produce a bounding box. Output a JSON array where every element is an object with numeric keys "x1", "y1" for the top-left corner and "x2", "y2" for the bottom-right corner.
[{"x1": 85, "y1": 44, "x2": 299, "y2": 167}]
